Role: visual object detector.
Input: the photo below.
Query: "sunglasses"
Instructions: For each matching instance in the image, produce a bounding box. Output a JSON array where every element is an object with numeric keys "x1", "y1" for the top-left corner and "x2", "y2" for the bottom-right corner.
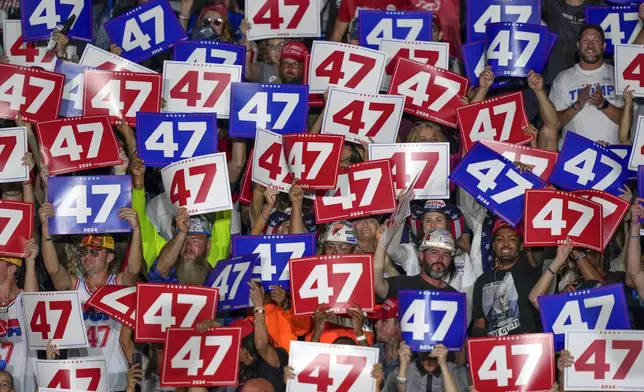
[
  {"x1": 79, "y1": 247, "x2": 104, "y2": 257},
  {"x1": 203, "y1": 17, "x2": 223, "y2": 27}
]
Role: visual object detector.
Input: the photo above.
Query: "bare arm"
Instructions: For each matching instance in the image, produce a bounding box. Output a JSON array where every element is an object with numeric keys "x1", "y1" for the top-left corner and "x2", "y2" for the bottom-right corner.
[
  {"x1": 250, "y1": 184, "x2": 267, "y2": 226},
  {"x1": 178, "y1": 0, "x2": 192, "y2": 31},
  {"x1": 250, "y1": 187, "x2": 277, "y2": 235},
  {"x1": 249, "y1": 282, "x2": 281, "y2": 368},
  {"x1": 23, "y1": 239, "x2": 39, "y2": 292},
  {"x1": 330, "y1": 20, "x2": 349, "y2": 42},
  {"x1": 117, "y1": 208, "x2": 141, "y2": 286},
  {"x1": 529, "y1": 239, "x2": 572, "y2": 309},
  {"x1": 38, "y1": 203, "x2": 74, "y2": 290},
  {"x1": 575, "y1": 250, "x2": 605, "y2": 283},
  {"x1": 628, "y1": 201, "x2": 644, "y2": 298},
  {"x1": 21, "y1": 152, "x2": 35, "y2": 204},
  {"x1": 374, "y1": 226, "x2": 389, "y2": 299},
  {"x1": 633, "y1": 3, "x2": 644, "y2": 44},
  {"x1": 471, "y1": 66, "x2": 493, "y2": 103},
  {"x1": 289, "y1": 181, "x2": 305, "y2": 234},
  {"x1": 155, "y1": 208, "x2": 189, "y2": 277},
  {"x1": 228, "y1": 138, "x2": 246, "y2": 184},
  {"x1": 240, "y1": 19, "x2": 261, "y2": 82},
  {"x1": 119, "y1": 325, "x2": 135, "y2": 365},
  {"x1": 527, "y1": 71, "x2": 560, "y2": 151},
  {"x1": 619, "y1": 88, "x2": 634, "y2": 145},
  {"x1": 116, "y1": 122, "x2": 138, "y2": 160}
]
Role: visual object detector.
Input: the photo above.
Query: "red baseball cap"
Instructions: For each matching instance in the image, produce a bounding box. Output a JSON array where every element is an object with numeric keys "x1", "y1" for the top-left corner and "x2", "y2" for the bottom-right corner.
[
  {"x1": 280, "y1": 41, "x2": 309, "y2": 63},
  {"x1": 367, "y1": 298, "x2": 399, "y2": 320},
  {"x1": 492, "y1": 218, "x2": 523, "y2": 238}
]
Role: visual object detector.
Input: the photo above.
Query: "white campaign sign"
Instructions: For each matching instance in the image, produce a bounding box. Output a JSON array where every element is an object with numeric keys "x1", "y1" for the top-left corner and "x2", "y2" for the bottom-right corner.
[
  {"x1": 379, "y1": 39, "x2": 449, "y2": 91},
  {"x1": 614, "y1": 44, "x2": 644, "y2": 96},
  {"x1": 369, "y1": 142, "x2": 450, "y2": 199},
  {"x1": 3, "y1": 20, "x2": 62, "y2": 70},
  {"x1": 79, "y1": 44, "x2": 154, "y2": 73},
  {"x1": 286, "y1": 341, "x2": 379, "y2": 392},
  {"x1": 0, "y1": 127, "x2": 29, "y2": 184},
  {"x1": 565, "y1": 330, "x2": 644, "y2": 391},
  {"x1": 629, "y1": 115, "x2": 644, "y2": 171},
  {"x1": 162, "y1": 61, "x2": 242, "y2": 118},
  {"x1": 320, "y1": 87, "x2": 404, "y2": 144},
  {"x1": 246, "y1": 0, "x2": 321, "y2": 41},
  {"x1": 36, "y1": 357, "x2": 109, "y2": 392},
  {"x1": 160, "y1": 152, "x2": 233, "y2": 215},
  {"x1": 23, "y1": 291, "x2": 88, "y2": 350},
  {"x1": 308, "y1": 41, "x2": 386, "y2": 94}
]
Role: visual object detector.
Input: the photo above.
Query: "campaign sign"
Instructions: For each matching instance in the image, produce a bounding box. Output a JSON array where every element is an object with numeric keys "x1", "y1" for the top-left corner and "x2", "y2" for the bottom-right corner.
[
  {"x1": 229, "y1": 83, "x2": 309, "y2": 138},
  {"x1": 314, "y1": 159, "x2": 397, "y2": 224},
  {"x1": 290, "y1": 254, "x2": 375, "y2": 316},
  {"x1": 608, "y1": 144, "x2": 637, "y2": 179},
  {"x1": 79, "y1": 44, "x2": 155, "y2": 73},
  {"x1": 135, "y1": 283, "x2": 219, "y2": 342},
  {"x1": 466, "y1": 0, "x2": 541, "y2": 43},
  {"x1": 538, "y1": 284, "x2": 631, "y2": 352},
  {"x1": 481, "y1": 140, "x2": 558, "y2": 182},
  {"x1": 450, "y1": 142, "x2": 546, "y2": 227},
  {"x1": 161, "y1": 327, "x2": 241, "y2": 387},
  {"x1": 564, "y1": 330, "x2": 644, "y2": 391},
  {"x1": 523, "y1": 189, "x2": 604, "y2": 251},
  {"x1": 162, "y1": 61, "x2": 242, "y2": 118},
  {"x1": 358, "y1": 10, "x2": 432, "y2": 50},
  {"x1": 398, "y1": 290, "x2": 467, "y2": 352},
  {"x1": 239, "y1": 149, "x2": 253, "y2": 205},
  {"x1": 572, "y1": 189, "x2": 630, "y2": 250},
  {"x1": 173, "y1": 41, "x2": 246, "y2": 71},
  {"x1": 3, "y1": 20, "x2": 57, "y2": 70},
  {"x1": 0, "y1": 200, "x2": 33, "y2": 258},
  {"x1": 105, "y1": 0, "x2": 186, "y2": 63},
  {"x1": 586, "y1": 5, "x2": 642, "y2": 54},
  {"x1": 379, "y1": 39, "x2": 450, "y2": 91},
  {"x1": 203, "y1": 254, "x2": 260, "y2": 311},
  {"x1": 615, "y1": 44, "x2": 644, "y2": 97},
  {"x1": 245, "y1": 0, "x2": 321, "y2": 41},
  {"x1": 282, "y1": 133, "x2": 344, "y2": 189},
  {"x1": 21, "y1": 0, "x2": 92, "y2": 41},
  {"x1": 252, "y1": 128, "x2": 294, "y2": 193},
  {"x1": 389, "y1": 57, "x2": 469, "y2": 128},
  {"x1": 86, "y1": 285, "x2": 136, "y2": 328},
  {"x1": 484, "y1": 23, "x2": 549, "y2": 77},
  {"x1": 321, "y1": 87, "x2": 404, "y2": 144},
  {"x1": 549, "y1": 132, "x2": 627, "y2": 196},
  {"x1": 368, "y1": 142, "x2": 450, "y2": 200},
  {"x1": 36, "y1": 115, "x2": 121, "y2": 175},
  {"x1": 0, "y1": 127, "x2": 29, "y2": 184},
  {"x1": 36, "y1": 357, "x2": 108, "y2": 391},
  {"x1": 0, "y1": 63, "x2": 64, "y2": 123},
  {"x1": 160, "y1": 153, "x2": 233, "y2": 215},
  {"x1": 308, "y1": 41, "x2": 387, "y2": 94},
  {"x1": 23, "y1": 291, "x2": 88, "y2": 350},
  {"x1": 136, "y1": 112, "x2": 218, "y2": 167},
  {"x1": 48, "y1": 175, "x2": 133, "y2": 235},
  {"x1": 55, "y1": 61, "x2": 94, "y2": 117},
  {"x1": 232, "y1": 233, "x2": 316, "y2": 290},
  {"x1": 286, "y1": 342, "x2": 379, "y2": 392},
  {"x1": 628, "y1": 116, "x2": 644, "y2": 171},
  {"x1": 468, "y1": 333, "x2": 555, "y2": 392},
  {"x1": 462, "y1": 40, "x2": 511, "y2": 89}
]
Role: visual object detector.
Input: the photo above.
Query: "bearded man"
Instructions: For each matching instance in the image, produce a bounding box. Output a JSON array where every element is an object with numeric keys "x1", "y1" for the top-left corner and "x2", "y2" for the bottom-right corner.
[
  {"x1": 150, "y1": 209, "x2": 212, "y2": 285},
  {"x1": 549, "y1": 24, "x2": 625, "y2": 148}
]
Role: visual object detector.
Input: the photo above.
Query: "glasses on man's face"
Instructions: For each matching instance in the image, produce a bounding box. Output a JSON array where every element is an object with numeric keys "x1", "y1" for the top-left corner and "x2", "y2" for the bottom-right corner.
[
  {"x1": 324, "y1": 243, "x2": 351, "y2": 253},
  {"x1": 79, "y1": 247, "x2": 103, "y2": 257},
  {"x1": 203, "y1": 17, "x2": 223, "y2": 27},
  {"x1": 267, "y1": 43, "x2": 284, "y2": 51},
  {"x1": 280, "y1": 61, "x2": 302, "y2": 69}
]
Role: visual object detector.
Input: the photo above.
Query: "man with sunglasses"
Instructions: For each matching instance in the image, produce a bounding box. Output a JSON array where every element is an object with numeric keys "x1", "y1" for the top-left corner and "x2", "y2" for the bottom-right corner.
[{"x1": 321, "y1": 220, "x2": 358, "y2": 255}]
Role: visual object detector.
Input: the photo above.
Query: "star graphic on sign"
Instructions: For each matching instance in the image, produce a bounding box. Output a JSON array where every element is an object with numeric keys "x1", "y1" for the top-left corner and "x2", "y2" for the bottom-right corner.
[
  {"x1": 277, "y1": 216, "x2": 286, "y2": 222},
  {"x1": 305, "y1": 219, "x2": 313, "y2": 225},
  {"x1": 270, "y1": 220, "x2": 277, "y2": 226},
  {"x1": 488, "y1": 256, "x2": 493, "y2": 261},
  {"x1": 485, "y1": 244, "x2": 490, "y2": 250},
  {"x1": 451, "y1": 214, "x2": 458, "y2": 220},
  {"x1": 482, "y1": 232, "x2": 487, "y2": 237}
]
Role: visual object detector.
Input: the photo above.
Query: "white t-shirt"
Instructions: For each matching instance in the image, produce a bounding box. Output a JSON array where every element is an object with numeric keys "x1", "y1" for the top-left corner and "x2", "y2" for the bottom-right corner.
[{"x1": 549, "y1": 63, "x2": 624, "y2": 148}]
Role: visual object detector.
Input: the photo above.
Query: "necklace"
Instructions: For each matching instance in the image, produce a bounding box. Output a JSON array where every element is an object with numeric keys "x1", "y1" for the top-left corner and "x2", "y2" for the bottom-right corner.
[
  {"x1": 85, "y1": 275, "x2": 109, "y2": 293},
  {"x1": 0, "y1": 289, "x2": 19, "y2": 313}
]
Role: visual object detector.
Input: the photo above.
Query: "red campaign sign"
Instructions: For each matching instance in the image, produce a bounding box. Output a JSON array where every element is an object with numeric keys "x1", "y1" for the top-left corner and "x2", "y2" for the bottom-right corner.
[
  {"x1": 161, "y1": 327, "x2": 241, "y2": 387},
  {"x1": 289, "y1": 254, "x2": 375, "y2": 316},
  {"x1": 481, "y1": 140, "x2": 558, "y2": 182},
  {"x1": 86, "y1": 285, "x2": 136, "y2": 328},
  {"x1": 524, "y1": 189, "x2": 603, "y2": 252},
  {"x1": 135, "y1": 283, "x2": 219, "y2": 342},
  {"x1": 83, "y1": 69, "x2": 162, "y2": 126},
  {"x1": 571, "y1": 190, "x2": 630, "y2": 251},
  {"x1": 282, "y1": 134, "x2": 344, "y2": 190},
  {"x1": 457, "y1": 92, "x2": 532, "y2": 152},
  {"x1": 468, "y1": 333, "x2": 555, "y2": 392},
  {"x1": 239, "y1": 149, "x2": 254, "y2": 205},
  {"x1": 388, "y1": 58, "x2": 468, "y2": 128},
  {"x1": 313, "y1": 159, "x2": 396, "y2": 224},
  {"x1": 0, "y1": 200, "x2": 33, "y2": 258},
  {"x1": 36, "y1": 357, "x2": 109, "y2": 391},
  {"x1": 0, "y1": 63, "x2": 64, "y2": 123},
  {"x1": 36, "y1": 116, "x2": 122, "y2": 176}
]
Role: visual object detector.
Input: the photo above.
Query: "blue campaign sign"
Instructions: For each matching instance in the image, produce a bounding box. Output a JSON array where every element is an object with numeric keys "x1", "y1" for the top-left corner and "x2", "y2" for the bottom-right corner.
[
  {"x1": 450, "y1": 142, "x2": 546, "y2": 227},
  {"x1": 21, "y1": 0, "x2": 92, "y2": 42},
  {"x1": 136, "y1": 112, "x2": 218, "y2": 167},
  {"x1": 466, "y1": 0, "x2": 541, "y2": 43},
  {"x1": 549, "y1": 132, "x2": 627, "y2": 196},
  {"x1": 173, "y1": 40, "x2": 246, "y2": 68},
  {"x1": 232, "y1": 234, "x2": 316, "y2": 289},
  {"x1": 398, "y1": 290, "x2": 467, "y2": 351},
  {"x1": 55, "y1": 61, "x2": 93, "y2": 118},
  {"x1": 229, "y1": 83, "x2": 309, "y2": 138},
  {"x1": 608, "y1": 144, "x2": 637, "y2": 179},
  {"x1": 48, "y1": 175, "x2": 132, "y2": 235},
  {"x1": 358, "y1": 10, "x2": 432, "y2": 50},
  {"x1": 586, "y1": 5, "x2": 640, "y2": 54},
  {"x1": 485, "y1": 22, "x2": 549, "y2": 77},
  {"x1": 204, "y1": 254, "x2": 260, "y2": 311},
  {"x1": 461, "y1": 40, "x2": 511, "y2": 89},
  {"x1": 104, "y1": 0, "x2": 186, "y2": 63},
  {"x1": 538, "y1": 283, "x2": 631, "y2": 352}
]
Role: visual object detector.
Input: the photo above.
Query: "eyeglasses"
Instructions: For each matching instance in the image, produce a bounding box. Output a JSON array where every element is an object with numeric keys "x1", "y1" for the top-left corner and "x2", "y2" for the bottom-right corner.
[
  {"x1": 324, "y1": 243, "x2": 351, "y2": 253},
  {"x1": 267, "y1": 43, "x2": 284, "y2": 51},
  {"x1": 203, "y1": 17, "x2": 223, "y2": 27},
  {"x1": 79, "y1": 247, "x2": 103, "y2": 257},
  {"x1": 280, "y1": 61, "x2": 303, "y2": 69}
]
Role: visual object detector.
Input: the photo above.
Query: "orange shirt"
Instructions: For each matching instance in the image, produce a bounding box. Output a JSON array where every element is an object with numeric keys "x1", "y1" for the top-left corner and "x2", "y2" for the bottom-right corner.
[{"x1": 263, "y1": 303, "x2": 311, "y2": 353}]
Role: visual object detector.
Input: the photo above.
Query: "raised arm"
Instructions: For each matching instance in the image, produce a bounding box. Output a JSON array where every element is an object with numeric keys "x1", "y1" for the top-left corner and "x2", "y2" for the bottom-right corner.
[
  {"x1": 38, "y1": 203, "x2": 74, "y2": 290},
  {"x1": 619, "y1": 87, "x2": 634, "y2": 145},
  {"x1": 632, "y1": 3, "x2": 644, "y2": 45},
  {"x1": 178, "y1": 0, "x2": 193, "y2": 31},
  {"x1": 374, "y1": 226, "x2": 389, "y2": 299},
  {"x1": 23, "y1": 239, "x2": 39, "y2": 292},
  {"x1": 471, "y1": 66, "x2": 494, "y2": 103},
  {"x1": 627, "y1": 199, "x2": 644, "y2": 298},
  {"x1": 433, "y1": 345, "x2": 458, "y2": 392},
  {"x1": 250, "y1": 187, "x2": 277, "y2": 235},
  {"x1": 527, "y1": 71, "x2": 560, "y2": 151},
  {"x1": 289, "y1": 181, "x2": 305, "y2": 234},
  {"x1": 117, "y1": 208, "x2": 142, "y2": 286},
  {"x1": 155, "y1": 208, "x2": 189, "y2": 277},
  {"x1": 21, "y1": 152, "x2": 35, "y2": 205},
  {"x1": 228, "y1": 138, "x2": 246, "y2": 184},
  {"x1": 249, "y1": 282, "x2": 281, "y2": 368},
  {"x1": 240, "y1": 19, "x2": 261, "y2": 82},
  {"x1": 529, "y1": 239, "x2": 572, "y2": 309}
]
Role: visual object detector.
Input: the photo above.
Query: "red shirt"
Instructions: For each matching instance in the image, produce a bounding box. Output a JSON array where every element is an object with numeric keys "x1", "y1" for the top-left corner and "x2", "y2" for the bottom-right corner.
[
  {"x1": 409, "y1": 0, "x2": 462, "y2": 60},
  {"x1": 337, "y1": 0, "x2": 415, "y2": 23}
]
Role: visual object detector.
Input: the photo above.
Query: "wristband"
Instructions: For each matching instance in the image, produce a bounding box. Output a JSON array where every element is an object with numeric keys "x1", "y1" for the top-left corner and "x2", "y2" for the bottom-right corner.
[
  {"x1": 178, "y1": 14, "x2": 189, "y2": 20},
  {"x1": 573, "y1": 252, "x2": 587, "y2": 263},
  {"x1": 260, "y1": 209, "x2": 270, "y2": 221},
  {"x1": 253, "y1": 307, "x2": 265, "y2": 314},
  {"x1": 42, "y1": 237, "x2": 52, "y2": 241},
  {"x1": 547, "y1": 266, "x2": 557, "y2": 276},
  {"x1": 396, "y1": 376, "x2": 407, "y2": 384},
  {"x1": 356, "y1": 334, "x2": 367, "y2": 341},
  {"x1": 631, "y1": 233, "x2": 641, "y2": 239}
]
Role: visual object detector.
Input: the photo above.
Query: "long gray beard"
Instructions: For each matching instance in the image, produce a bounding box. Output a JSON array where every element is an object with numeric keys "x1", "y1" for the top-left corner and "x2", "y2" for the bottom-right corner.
[
  {"x1": 176, "y1": 254, "x2": 210, "y2": 286},
  {"x1": 423, "y1": 262, "x2": 448, "y2": 280}
]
